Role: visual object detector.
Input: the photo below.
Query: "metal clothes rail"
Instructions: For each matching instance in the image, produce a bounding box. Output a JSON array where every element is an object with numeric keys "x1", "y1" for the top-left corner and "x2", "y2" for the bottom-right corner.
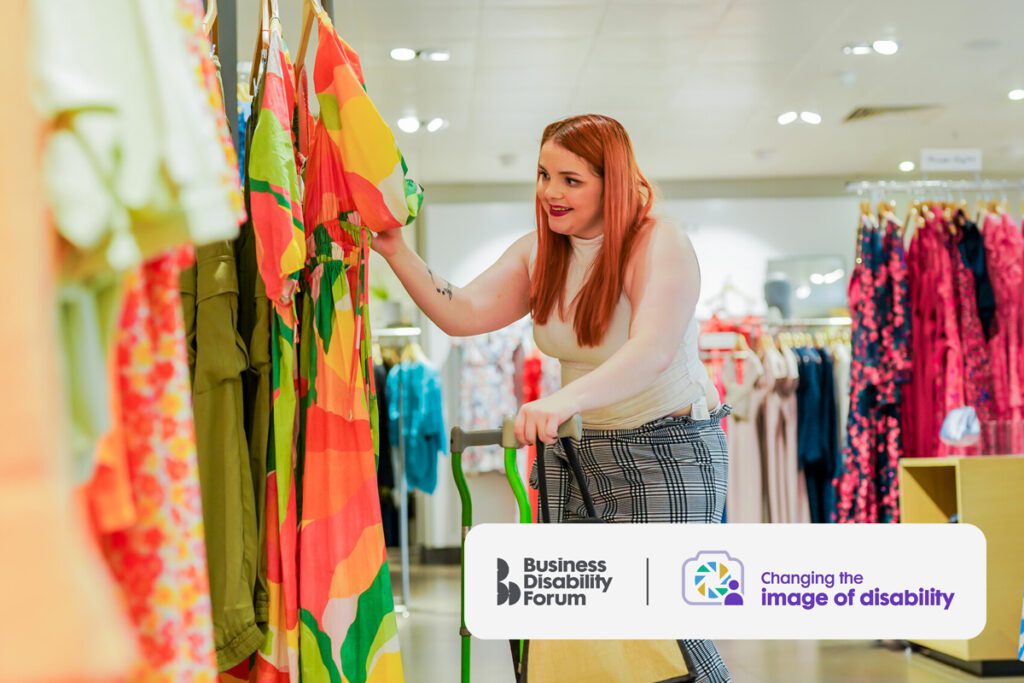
[
  {"x1": 846, "y1": 179, "x2": 1024, "y2": 194},
  {"x1": 372, "y1": 326, "x2": 424, "y2": 617}
]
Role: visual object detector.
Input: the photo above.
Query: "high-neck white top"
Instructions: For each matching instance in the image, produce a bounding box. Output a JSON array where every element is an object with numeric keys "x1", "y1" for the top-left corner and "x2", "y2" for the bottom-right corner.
[{"x1": 532, "y1": 232, "x2": 713, "y2": 429}]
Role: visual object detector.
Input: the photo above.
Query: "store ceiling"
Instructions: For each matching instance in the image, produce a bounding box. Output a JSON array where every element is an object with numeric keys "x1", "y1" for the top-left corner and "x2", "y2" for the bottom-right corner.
[{"x1": 240, "y1": 0, "x2": 1024, "y2": 184}]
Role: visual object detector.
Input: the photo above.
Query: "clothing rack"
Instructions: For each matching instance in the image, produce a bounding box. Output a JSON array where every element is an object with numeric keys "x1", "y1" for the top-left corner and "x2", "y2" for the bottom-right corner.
[
  {"x1": 372, "y1": 325, "x2": 423, "y2": 617},
  {"x1": 768, "y1": 317, "x2": 852, "y2": 327},
  {"x1": 845, "y1": 179, "x2": 1024, "y2": 195}
]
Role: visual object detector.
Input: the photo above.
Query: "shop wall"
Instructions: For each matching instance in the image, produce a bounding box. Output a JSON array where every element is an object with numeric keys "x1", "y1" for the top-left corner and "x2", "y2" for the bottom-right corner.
[{"x1": 413, "y1": 192, "x2": 861, "y2": 550}]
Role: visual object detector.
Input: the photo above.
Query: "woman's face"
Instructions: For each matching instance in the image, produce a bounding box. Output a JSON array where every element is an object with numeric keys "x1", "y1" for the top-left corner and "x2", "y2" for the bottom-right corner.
[{"x1": 537, "y1": 141, "x2": 604, "y2": 239}]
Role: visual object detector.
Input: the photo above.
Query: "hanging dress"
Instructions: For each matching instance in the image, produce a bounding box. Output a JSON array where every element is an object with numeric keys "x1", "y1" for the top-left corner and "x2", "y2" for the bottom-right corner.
[
  {"x1": 292, "y1": 10, "x2": 423, "y2": 682},
  {"x1": 247, "y1": 23, "x2": 307, "y2": 682},
  {"x1": 835, "y1": 215, "x2": 909, "y2": 523}
]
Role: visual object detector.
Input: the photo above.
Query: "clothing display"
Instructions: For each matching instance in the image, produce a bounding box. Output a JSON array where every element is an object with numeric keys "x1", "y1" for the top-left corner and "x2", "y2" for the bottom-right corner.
[
  {"x1": 452, "y1": 323, "x2": 530, "y2": 473},
  {"x1": 759, "y1": 344, "x2": 806, "y2": 524},
  {"x1": 180, "y1": 239, "x2": 262, "y2": 670},
  {"x1": 33, "y1": 0, "x2": 241, "y2": 678},
  {"x1": 724, "y1": 349, "x2": 767, "y2": 522},
  {"x1": 97, "y1": 249, "x2": 220, "y2": 682},
  {"x1": 795, "y1": 346, "x2": 839, "y2": 524},
  {"x1": 387, "y1": 359, "x2": 447, "y2": 494},
  {"x1": 29, "y1": 0, "x2": 422, "y2": 679},
  {"x1": 700, "y1": 318, "x2": 841, "y2": 524},
  {"x1": 1, "y1": 19, "x2": 137, "y2": 679},
  {"x1": 248, "y1": 22, "x2": 306, "y2": 680},
  {"x1": 283, "y1": 11, "x2": 421, "y2": 682},
  {"x1": 835, "y1": 214, "x2": 910, "y2": 523}
]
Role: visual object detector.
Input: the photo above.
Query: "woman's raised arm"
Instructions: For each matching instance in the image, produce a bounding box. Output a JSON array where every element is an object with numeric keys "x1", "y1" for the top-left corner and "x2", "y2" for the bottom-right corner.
[{"x1": 374, "y1": 230, "x2": 535, "y2": 337}]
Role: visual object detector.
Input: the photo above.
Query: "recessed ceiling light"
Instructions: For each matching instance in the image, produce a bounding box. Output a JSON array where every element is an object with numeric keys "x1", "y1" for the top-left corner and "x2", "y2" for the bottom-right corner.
[
  {"x1": 872, "y1": 39, "x2": 899, "y2": 56},
  {"x1": 777, "y1": 111, "x2": 798, "y2": 125},
  {"x1": 421, "y1": 50, "x2": 451, "y2": 62},
  {"x1": 426, "y1": 117, "x2": 447, "y2": 133},
  {"x1": 843, "y1": 43, "x2": 873, "y2": 56},
  {"x1": 899, "y1": 160, "x2": 916, "y2": 172},
  {"x1": 796, "y1": 285, "x2": 812, "y2": 300},
  {"x1": 1009, "y1": 89, "x2": 1024, "y2": 101},
  {"x1": 390, "y1": 47, "x2": 417, "y2": 62},
  {"x1": 799, "y1": 111, "x2": 822, "y2": 125},
  {"x1": 397, "y1": 116, "x2": 421, "y2": 133}
]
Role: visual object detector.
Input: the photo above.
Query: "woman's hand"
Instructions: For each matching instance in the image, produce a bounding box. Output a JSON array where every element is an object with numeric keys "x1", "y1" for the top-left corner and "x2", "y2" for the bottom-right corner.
[
  {"x1": 369, "y1": 229, "x2": 407, "y2": 259},
  {"x1": 514, "y1": 391, "x2": 581, "y2": 446}
]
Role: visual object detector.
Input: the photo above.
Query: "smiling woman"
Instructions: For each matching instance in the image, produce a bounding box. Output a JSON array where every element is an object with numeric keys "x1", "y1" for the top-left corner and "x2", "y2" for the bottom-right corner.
[{"x1": 372, "y1": 113, "x2": 731, "y2": 683}]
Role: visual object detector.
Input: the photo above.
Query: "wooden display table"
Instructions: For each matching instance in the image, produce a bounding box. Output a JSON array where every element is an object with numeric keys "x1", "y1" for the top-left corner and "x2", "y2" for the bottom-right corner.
[{"x1": 899, "y1": 455, "x2": 1024, "y2": 676}]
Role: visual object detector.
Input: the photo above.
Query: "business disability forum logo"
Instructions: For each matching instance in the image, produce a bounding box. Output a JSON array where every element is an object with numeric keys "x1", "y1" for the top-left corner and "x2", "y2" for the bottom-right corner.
[
  {"x1": 497, "y1": 557, "x2": 613, "y2": 607},
  {"x1": 683, "y1": 551, "x2": 745, "y2": 606}
]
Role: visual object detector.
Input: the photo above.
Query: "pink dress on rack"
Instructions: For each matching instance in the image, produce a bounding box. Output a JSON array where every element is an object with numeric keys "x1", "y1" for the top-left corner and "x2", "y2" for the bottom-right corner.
[
  {"x1": 933, "y1": 214, "x2": 966, "y2": 457},
  {"x1": 952, "y1": 228, "x2": 993, "y2": 454},
  {"x1": 983, "y1": 212, "x2": 1024, "y2": 451},
  {"x1": 759, "y1": 345, "x2": 802, "y2": 522},
  {"x1": 725, "y1": 350, "x2": 768, "y2": 522}
]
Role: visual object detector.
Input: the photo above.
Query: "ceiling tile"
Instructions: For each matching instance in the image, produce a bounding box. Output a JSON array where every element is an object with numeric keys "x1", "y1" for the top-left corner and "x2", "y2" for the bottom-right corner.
[
  {"x1": 475, "y1": 65, "x2": 580, "y2": 91},
  {"x1": 480, "y1": 5, "x2": 605, "y2": 38},
  {"x1": 589, "y1": 36, "x2": 699, "y2": 67},
  {"x1": 476, "y1": 36, "x2": 592, "y2": 68},
  {"x1": 360, "y1": 5, "x2": 481, "y2": 42},
  {"x1": 600, "y1": 2, "x2": 730, "y2": 38}
]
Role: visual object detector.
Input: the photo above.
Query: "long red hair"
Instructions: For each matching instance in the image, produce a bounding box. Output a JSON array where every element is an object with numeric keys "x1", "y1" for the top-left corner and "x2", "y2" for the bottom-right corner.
[{"x1": 530, "y1": 114, "x2": 655, "y2": 347}]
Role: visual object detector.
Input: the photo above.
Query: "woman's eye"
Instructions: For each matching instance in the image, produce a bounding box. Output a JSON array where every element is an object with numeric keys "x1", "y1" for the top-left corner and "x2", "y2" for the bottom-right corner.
[{"x1": 566, "y1": 178, "x2": 578, "y2": 186}]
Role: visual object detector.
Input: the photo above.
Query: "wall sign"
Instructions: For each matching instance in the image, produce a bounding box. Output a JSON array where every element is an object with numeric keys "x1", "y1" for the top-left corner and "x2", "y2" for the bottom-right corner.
[{"x1": 920, "y1": 148, "x2": 983, "y2": 172}]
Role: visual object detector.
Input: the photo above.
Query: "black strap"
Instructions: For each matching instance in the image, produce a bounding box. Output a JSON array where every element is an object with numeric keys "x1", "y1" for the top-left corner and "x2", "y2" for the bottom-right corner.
[
  {"x1": 560, "y1": 437, "x2": 599, "y2": 519},
  {"x1": 535, "y1": 437, "x2": 600, "y2": 522},
  {"x1": 535, "y1": 441, "x2": 551, "y2": 523}
]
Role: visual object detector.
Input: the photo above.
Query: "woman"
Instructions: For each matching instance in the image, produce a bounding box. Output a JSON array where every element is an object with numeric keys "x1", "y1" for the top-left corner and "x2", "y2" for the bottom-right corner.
[{"x1": 371, "y1": 114, "x2": 731, "y2": 682}]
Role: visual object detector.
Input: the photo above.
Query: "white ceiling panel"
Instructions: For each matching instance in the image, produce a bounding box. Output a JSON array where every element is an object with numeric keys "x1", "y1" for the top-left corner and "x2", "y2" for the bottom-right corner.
[
  {"x1": 475, "y1": 36, "x2": 593, "y2": 68},
  {"x1": 600, "y1": 2, "x2": 730, "y2": 38},
  {"x1": 475, "y1": 65, "x2": 581, "y2": 91},
  {"x1": 589, "y1": 36, "x2": 698, "y2": 67},
  {"x1": 360, "y1": 4, "x2": 481, "y2": 42},
  {"x1": 480, "y1": 5, "x2": 606, "y2": 38}
]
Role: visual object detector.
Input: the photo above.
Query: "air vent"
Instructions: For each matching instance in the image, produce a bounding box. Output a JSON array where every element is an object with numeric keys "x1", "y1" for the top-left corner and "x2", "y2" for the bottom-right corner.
[{"x1": 844, "y1": 105, "x2": 938, "y2": 122}]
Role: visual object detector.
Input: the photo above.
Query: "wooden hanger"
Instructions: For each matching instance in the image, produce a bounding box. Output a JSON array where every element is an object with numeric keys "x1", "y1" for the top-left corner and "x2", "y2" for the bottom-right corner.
[
  {"x1": 877, "y1": 199, "x2": 894, "y2": 221},
  {"x1": 202, "y1": 0, "x2": 218, "y2": 37},
  {"x1": 296, "y1": 0, "x2": 329, "y2": 82},
  {"x1": 249, "y1": 0, "x2": 270, "y2": 96},
  {"x1": 401, "y1": 340, "x2": 427, "y2": 364}
]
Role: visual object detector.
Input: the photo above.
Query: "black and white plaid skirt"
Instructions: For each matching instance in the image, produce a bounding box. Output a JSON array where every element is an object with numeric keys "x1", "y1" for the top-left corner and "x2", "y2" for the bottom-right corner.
[{"x1": 530, "y1": 405, "x2": 733, "y2": 683}]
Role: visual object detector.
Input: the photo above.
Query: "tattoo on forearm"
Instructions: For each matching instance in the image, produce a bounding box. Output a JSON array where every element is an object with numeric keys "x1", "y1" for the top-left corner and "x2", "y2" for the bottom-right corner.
[{"x1": 428, "y1": 268, "x2": 454, "y2": 301}]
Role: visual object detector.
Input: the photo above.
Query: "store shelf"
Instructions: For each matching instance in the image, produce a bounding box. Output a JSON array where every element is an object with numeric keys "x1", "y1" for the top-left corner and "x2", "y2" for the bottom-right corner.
[{"x1": 900, "y1": 455, "x2": 1024, "y2": 672}]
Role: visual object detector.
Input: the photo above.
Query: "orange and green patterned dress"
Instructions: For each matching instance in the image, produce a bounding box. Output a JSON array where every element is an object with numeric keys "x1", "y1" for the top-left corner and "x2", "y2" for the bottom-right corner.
[
  {"x1": 292, "y1": 10, "x2": 422, "y2": 683},
  {"x1": 246, "y1": 22, "x2": 305, "y2": 683}
]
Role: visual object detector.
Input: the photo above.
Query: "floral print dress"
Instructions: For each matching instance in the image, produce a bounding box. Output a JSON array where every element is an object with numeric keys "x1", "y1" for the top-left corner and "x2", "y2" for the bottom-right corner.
[{"x1": 835, "y1": 216, "x2": 911, "y2": 523}]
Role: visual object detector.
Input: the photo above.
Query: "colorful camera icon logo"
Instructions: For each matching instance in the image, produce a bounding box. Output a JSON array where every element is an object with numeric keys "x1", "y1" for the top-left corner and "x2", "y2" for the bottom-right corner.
[{"x1": 683, "y1": 551, "x2": 745, "y2": 606}]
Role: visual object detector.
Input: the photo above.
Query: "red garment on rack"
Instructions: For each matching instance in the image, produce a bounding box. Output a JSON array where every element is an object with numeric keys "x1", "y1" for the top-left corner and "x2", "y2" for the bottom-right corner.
[
  {"x1": 523, "y1": 350, "x2": 543, "y2": 515},
  {"x1": 952, "y1": 229, "x2": 993, "y2": 455},
  {"x1": 934, "y1": 213, "x2": 966, "y2": 457}
]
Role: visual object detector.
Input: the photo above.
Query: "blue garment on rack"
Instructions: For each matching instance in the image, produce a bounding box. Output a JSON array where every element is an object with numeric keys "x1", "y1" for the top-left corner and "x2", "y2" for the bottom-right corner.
[{"x1": 386, "y1": 360, "x2": 447, "y2": 494}]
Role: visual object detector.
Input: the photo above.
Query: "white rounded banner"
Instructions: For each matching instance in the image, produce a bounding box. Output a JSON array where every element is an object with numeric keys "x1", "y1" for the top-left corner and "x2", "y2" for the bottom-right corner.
[{"x1": 465, "y1": 523, "x2": 986, "y2": 640}]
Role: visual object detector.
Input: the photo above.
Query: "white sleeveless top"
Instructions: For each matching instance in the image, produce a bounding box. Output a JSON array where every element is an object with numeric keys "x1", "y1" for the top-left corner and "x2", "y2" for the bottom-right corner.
[{"x1": 531, "y1": 232, "x2": 714, "y2": 429}]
